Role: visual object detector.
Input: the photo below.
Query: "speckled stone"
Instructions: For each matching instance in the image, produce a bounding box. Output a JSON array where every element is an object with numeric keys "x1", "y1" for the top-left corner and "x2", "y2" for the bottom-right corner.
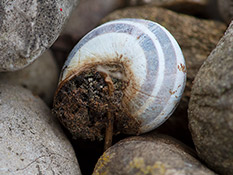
[
  {"x1": 0, "y1": 0, "x2": 79, "y2": 72},
  {"x1": 0, "y1": 84, "x2": 81, "y2": 175},
  {"x1": 102, "y1": 6, "x2": 226, "y2": 146},
  {"x1": 93, "y1": 134, "x2": 216, "y2": 175},
  {"x1": 217, "y1": 0, "x2": 233, "y2": 24},
  {"x1": 188, "y1": 21, "x2": 233, "y2": 175},
  {"x1": 0, "y1": 50, "x2": 58, "y2": 106}
]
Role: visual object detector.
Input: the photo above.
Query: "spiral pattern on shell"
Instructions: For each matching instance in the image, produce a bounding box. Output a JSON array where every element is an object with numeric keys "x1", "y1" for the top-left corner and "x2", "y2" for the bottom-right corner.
[{"x1": 53, "y1": 18, "x2": 186, "y2": 140}]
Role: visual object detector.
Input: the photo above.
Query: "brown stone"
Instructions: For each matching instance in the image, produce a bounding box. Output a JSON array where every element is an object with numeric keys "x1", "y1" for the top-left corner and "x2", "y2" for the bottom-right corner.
[
  {"x1": 101, "y1": 6, "x2": 226, "y2": 146},
  {"x1": 188, "y1": 21, "x2": 233, "y2": 175},
  {"x1": 126, "y1": 0, "x2": 208, "y2": 16},
  {"x1": 93, "y1": 134, "x2": 217, "y2": 175}
]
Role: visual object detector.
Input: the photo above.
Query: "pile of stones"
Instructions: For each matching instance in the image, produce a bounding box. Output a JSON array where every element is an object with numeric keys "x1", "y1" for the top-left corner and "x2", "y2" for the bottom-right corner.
[{"x1": 0, "y1": 0, "x2": 232, "y2": 174}]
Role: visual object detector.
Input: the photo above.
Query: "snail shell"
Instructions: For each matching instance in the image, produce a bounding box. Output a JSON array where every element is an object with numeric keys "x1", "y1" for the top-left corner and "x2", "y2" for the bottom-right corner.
[{"x1": 53, "y1": 18, "x2": 186, "y2": 140}]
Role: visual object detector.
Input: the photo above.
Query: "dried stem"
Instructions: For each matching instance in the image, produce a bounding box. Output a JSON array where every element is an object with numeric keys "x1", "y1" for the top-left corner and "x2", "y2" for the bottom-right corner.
[
  {"x1": 104, "y1": 110, "x2": 114, "y2": 151},
  {"x1": 102, "y1": 73, "x2": 114, "y2": 151}
]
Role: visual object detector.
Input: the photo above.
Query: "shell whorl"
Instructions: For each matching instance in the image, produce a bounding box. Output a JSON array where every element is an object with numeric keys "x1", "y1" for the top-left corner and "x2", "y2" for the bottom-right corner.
[{"x1": 59, "y1": 18, "x2": 186, "y2": 134}]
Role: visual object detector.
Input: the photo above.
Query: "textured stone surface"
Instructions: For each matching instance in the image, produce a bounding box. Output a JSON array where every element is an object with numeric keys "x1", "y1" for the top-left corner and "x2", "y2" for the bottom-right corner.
[
  {"x1": 0, "y1": 84, "x2": 81, "y2": 175},
  {"x1": 188, "y1": 21, "x2": 233, "y2": 175},
  {"x1": 0, "y1": 50, "x2": 58, "y2": 106},
  {"x1": 126, "y1": 0, "x2": 208, "y2": 15},
  {"x1": 127, "y1": 0, "x2": 207, "y2": 5},
  {"x1": 217, "y1": 0, "x2": 233, "y2": 24},
  {"x1": 93, "y1": 134, "x2": 216, "y2": 175},
  {"x1": 0, "y1": 0, "x2": 79, "y2": 72},
  {"x1": 102, "y1": 6, "x2": 226, "y2": 146}
]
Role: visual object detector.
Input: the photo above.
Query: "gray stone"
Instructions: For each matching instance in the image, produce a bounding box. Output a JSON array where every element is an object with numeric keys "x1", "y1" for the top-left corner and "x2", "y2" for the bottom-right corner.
[
  {"x1": 102, "y1": 6, "x2": 226, "y2": 146},
  {"x1": 0, "y1": 84, "x2": 81, "y2": 175},
  {"x1": 188, "y1": 21, "x2": 233, "y2": 175},
  {"x1": 93, "y1": 134, "x2": 216, "y2": 175},
  {"x1": 62, "y1": 0, "x2": 125, "y2": 41},
  {"x1": 0, "y1": 0, "x2": 79, "y2": 72},
  {"x1": 217, "y1": 0, "x2": 233, "y2": 24},
  {"x1": 0, "y1": 50, "x2": 59, "y2": 106}
]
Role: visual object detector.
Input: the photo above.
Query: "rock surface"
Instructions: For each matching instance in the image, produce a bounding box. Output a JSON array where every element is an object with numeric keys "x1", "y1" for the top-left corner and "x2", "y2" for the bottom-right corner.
[
  {"x1": 62, "y1": 0, "x2": 125, "y2": 41},
  {"x1": 93, "y1": 134, "x2": 216, "y2": 175},
  {"x1": 127, "y1": 0, "x2": 207, "y2": 5},
  {"x1": 0, "y1": 84, "x2": 81, "y2": 175},
  {"x1": 188, "y1": 21, "x2": 233, "y2": 175},
  {"x1": 102, "y1": 6, "x2": 226, "y2": 146},
  {"x1": 0, "y1": 50, "x2": 58, "y2": 106},
  {"x1": 127, "y1": 0, "x2": 208, "y2": 15},
  {"x1": 217, "y1": 0, "x2": 233, "y2": 24},
  {"x1": 0, "y1": 0, "x2": 79, "y2": 72}
]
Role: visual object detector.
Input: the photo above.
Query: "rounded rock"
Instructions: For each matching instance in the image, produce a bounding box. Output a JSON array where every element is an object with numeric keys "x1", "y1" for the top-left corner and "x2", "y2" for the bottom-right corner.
[
  {"x1": 62, "y1": 0, "x2": 125, "y2": 41},
  {"x1": 0, "y1": 50, "x2": 59, "y2": 106},
  {"x1": 217, "y1": 0, "x2": 233, "y2": 24},
  {"x1": 0, "y1": 84, "x2": 81, "y2": 175},
  {"x1": 0, "y1": 0, "x2": 79, "y2": 72},
  {"x1": 127, "y1": 0, "x2": 208, "y2": 15},
  {"x1": 188, "y1": 21, "x2": 233, "y2": 175},
  {"x1": 93, "y1": 134, "x2": 217, "y2": 175}
]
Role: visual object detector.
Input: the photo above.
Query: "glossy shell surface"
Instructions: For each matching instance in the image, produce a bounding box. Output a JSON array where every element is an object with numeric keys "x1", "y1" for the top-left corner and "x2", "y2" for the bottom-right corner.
[{"x1": 59, "y1": 18, "x2": 186, "y2": 133}]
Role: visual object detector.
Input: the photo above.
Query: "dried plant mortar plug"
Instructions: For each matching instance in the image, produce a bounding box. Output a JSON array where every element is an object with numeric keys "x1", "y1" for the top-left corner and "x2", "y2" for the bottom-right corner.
[{"x1": 53, "y1": 19, "x2": 186, "y2": 148}]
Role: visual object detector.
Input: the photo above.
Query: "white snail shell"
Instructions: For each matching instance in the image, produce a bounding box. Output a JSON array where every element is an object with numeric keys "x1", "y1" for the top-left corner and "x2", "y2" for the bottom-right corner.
[{"x1": 53, "y1": 18, "x2": 186, "y2": 140}]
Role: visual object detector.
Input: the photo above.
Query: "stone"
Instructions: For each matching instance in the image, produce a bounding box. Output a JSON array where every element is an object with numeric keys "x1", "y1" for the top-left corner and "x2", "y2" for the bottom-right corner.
[
  {"x1": 0, "y1": 0, "x2": 79, "y2": 72},
  {"x1": 62, "y1": 0, "x2": 125, "y2": 41},
  {"x1": 217, "y1": 0, "x2": 233, "y2": 24},
  {"x1": 126, "y1": 0, "x2": 208, "y2": 15},
  {"x1": 0, "y1": 50, "x2": 59, "y2": 106},
  {"x1": 93, "y1": 134, "x2": 217, "y2": 175},
  {"x1": 188, "y1": 21, "x2": 233, "y2": 175},
  {"x1": 0, "y1": 84, "x2": 81, "y2": 175},
  {"x1": 127, "y1": 0, "x2": 207, "y2": 6},
  {"x1": 102, "y1": 6, "x2": 226, "y2": 146}
]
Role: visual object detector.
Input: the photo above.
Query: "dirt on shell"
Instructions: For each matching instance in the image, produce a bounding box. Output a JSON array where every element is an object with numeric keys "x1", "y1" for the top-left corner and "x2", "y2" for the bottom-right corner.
[{"x1": 53, "y1": 63, "x2": 141, "y2": 141}]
